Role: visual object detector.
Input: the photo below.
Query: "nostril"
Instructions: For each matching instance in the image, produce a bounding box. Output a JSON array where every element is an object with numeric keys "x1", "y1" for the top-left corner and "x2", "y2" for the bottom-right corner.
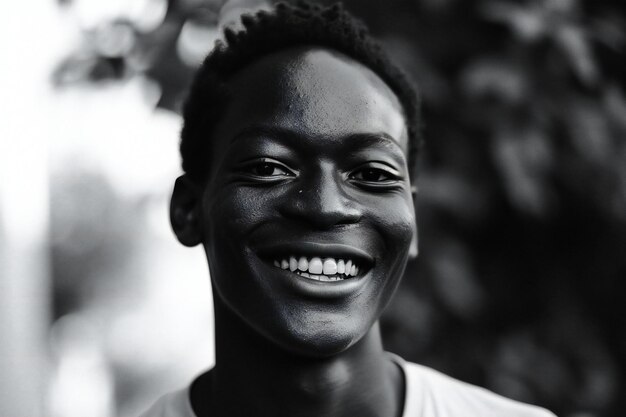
[{"x1": 279, "y1": 187, "x2": 362, "y2": 229}]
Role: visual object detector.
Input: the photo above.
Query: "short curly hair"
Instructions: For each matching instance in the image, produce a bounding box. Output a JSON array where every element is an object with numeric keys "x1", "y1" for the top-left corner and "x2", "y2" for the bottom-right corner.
[{"x1": 181, "y1": 0, "x2": 422, "y2": 182}]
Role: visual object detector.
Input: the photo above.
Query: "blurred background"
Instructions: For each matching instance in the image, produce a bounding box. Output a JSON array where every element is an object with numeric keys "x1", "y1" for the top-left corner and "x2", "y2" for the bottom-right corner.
[{"x1": 0, "y1": 0, "x2": 624, "y2": 416}]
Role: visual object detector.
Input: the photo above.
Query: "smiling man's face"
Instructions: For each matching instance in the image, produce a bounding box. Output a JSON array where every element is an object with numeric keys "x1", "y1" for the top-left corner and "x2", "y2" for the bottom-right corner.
[{"x1": 200, "y1": 47, "x2": 416, "y2": 357}]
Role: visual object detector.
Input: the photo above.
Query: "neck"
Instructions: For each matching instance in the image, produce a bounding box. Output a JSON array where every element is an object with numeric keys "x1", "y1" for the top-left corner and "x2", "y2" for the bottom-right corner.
[{"x1": 194, "y1": 296, "x2": 403, "y2": 417}]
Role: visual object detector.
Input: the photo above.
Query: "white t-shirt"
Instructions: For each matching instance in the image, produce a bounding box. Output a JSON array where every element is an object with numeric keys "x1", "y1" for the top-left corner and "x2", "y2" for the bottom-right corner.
[{"x1": 139, "y1": 355, "x2": 556, "y2": 417}]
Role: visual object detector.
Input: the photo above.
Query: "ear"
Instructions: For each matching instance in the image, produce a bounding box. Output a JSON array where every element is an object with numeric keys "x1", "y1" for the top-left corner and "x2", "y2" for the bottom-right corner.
[
  {"x1": 170, "y1": 175, "x2": 203, "y2": 247},
  {"x1": 408, "y1": 185, "x2": 419, "y2": 260}
]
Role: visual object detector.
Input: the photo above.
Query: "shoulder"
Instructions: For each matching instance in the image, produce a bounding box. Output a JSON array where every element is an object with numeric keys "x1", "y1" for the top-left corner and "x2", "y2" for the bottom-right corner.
[
  {"x1": 138, "y1": 387, "x2": 197, "y2": 417},
  {"x1": 399, "y1": 359, "x2": 556, "y2": 417}
]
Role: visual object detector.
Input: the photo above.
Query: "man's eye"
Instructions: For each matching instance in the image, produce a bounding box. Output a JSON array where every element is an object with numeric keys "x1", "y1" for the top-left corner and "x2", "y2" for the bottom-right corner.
[
  {"x1": 351, "y1": 168, "x2": 392, "y2": 182},
  {"x1": 244, "y1": 160, "x2": 294, "y2": 178},
  {"x1": 349, "y1": 164, "x2": 400, "y2": 184}
]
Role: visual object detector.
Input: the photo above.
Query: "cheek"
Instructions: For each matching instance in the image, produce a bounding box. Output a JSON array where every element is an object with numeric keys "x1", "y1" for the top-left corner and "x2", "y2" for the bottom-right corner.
[
  {"x1": 367, "y1": 194, "x2": 416, "y2": 251},
  {"x1": 201, "y1": 188, "x2": 262, "y2": 285},
  {"x1": 202, "y1": 186, "x2": 283, "y2": 294},
  {"x1": 367, "y1": 196, "x2": 415, "y2": 302},
  {"x1": 201, "y1": 188, "x2": 274, "y2": 307},
  {"x1": 203, "y1": 187, "x2": 272, "y2": 238}
]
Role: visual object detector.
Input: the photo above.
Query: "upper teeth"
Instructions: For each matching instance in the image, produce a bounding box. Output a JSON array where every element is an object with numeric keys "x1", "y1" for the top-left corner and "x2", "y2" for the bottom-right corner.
[{"x1": 273, "y1": 256, "x2": 360, "y2": 278}]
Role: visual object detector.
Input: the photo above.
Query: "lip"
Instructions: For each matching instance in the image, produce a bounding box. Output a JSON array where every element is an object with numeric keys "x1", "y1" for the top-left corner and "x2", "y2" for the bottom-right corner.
[
  {"x1": 251, "y1": 242, "x2": 375, "y2": 299},
  {"x1": 255, "y1": 242, "x2": 375, "y2": 267}
]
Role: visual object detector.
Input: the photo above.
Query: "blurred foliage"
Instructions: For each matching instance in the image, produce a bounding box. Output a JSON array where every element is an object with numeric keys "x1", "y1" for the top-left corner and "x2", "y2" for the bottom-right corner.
[
  {"x1": 50, "y1": 168, "x2": 147, "y2": 318},
  {"x1": 54, "y1": 0, "x2": 626, "y2": 416}
]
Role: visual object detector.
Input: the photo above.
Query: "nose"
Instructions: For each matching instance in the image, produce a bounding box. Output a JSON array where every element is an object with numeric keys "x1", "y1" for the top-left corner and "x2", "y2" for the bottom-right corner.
[{"x1": 279, "y1": 165, "x2": 362, "y2": 229}]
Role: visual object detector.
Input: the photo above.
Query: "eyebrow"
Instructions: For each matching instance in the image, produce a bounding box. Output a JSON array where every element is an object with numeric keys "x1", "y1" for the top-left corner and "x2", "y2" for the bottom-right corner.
[
  {"x1": 344, "y1": 132, "x2": 407, "y2": 154},
  {"x1": 228, "y1": 125, "x2": 407, "y2": 155}
]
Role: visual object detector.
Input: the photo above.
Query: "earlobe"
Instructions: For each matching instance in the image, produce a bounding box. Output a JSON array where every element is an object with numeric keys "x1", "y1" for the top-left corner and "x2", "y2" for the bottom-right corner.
[{"x1": 170, "y1": 175, "x2": 203, "y2": 247}]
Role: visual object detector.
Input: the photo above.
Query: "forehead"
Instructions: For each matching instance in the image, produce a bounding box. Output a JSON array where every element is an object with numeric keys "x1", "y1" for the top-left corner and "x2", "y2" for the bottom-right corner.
[{"x1": 212, "y1": 47, "x2": 408, "y2": 154}]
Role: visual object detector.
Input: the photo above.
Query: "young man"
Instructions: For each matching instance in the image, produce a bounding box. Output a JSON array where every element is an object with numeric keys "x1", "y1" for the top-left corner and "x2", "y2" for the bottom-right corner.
[{"x1": 142, "y1": 2, "x2": 556, "y2": 416}]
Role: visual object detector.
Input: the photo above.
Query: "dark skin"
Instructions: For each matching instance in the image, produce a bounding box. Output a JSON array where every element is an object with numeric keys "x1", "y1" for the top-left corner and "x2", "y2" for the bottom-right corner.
[{"x1": 171, "y1": 47, "x2": 418, "y2": 417}]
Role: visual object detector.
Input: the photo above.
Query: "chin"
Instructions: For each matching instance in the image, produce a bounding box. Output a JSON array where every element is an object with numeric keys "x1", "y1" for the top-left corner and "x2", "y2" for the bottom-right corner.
[{"x1": 262, "y1": 313, "x2": 371, "y2": 359}]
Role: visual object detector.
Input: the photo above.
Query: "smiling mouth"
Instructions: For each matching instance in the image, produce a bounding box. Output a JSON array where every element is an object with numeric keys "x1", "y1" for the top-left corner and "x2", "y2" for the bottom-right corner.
[{"x1": 272, "y1": 256, "x2": 361, "y2": 282}]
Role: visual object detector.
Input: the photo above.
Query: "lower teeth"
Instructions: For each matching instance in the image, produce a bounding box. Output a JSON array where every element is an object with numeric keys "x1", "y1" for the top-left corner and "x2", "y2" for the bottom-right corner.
[{"x1": 295, "y1": 270, "x2": 345, "y2": 281}]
